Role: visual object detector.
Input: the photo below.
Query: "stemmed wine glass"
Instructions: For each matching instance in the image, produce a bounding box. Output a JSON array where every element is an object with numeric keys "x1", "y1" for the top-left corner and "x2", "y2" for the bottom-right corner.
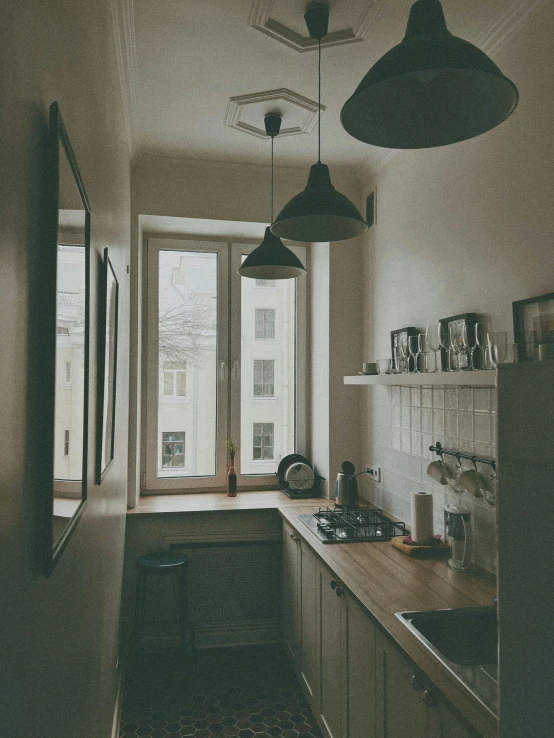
[
  {"x1": 470, "y1": 322, "x2": 489, "y2": 370},
  {"x1": 398, "y1": 333, "x2": 410, "y2": 373},
  {"x1": 425, "y1": 324, "x2": 442, "y2": 372},
  {"x1": 408, "y1": 334, "x2": 422, "y2": 373},
  {"x1": 449, "y1": 321, "x2": 466, "y2": 370},
  {"x1": 419, "y1": 332, "x2": 431, "y2": 372}
]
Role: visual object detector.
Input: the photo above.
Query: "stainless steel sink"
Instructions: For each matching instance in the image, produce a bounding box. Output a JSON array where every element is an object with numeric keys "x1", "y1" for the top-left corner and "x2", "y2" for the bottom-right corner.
[{"x1": 396, "y1": 606, "x2": 498, "y2": 716}]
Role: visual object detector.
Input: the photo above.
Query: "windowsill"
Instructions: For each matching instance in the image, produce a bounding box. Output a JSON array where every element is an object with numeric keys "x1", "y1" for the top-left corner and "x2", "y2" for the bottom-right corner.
[{"x1": 127, "y1": 489, "x2": 325, "y2": 515}]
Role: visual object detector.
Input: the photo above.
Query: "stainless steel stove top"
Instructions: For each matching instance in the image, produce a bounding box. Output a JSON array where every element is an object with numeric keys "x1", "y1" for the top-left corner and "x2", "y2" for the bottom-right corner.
[{"x1": 298, "y1": 507, "x2": 409, "y2": 543}]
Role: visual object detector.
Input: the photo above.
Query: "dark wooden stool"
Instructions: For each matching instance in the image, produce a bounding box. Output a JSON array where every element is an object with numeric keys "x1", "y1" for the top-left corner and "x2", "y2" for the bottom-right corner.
[{"x1": 132, "y1": 551, "x2": 195, "y2": 651}]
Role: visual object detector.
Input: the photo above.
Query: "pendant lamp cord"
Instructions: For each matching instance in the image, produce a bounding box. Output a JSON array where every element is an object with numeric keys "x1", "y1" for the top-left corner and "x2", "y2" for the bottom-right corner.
[
  {"x1": 318, "y1": 38, "x2": 321, "y2": 164},
  {"x1": 271, "y1": 134, "x2": 274, "y2": 223}
]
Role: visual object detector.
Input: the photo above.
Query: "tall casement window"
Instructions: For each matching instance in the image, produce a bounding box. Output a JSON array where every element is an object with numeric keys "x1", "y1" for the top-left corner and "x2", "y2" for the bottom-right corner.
[
  {"x1": 253, "y1": 360, "x2": 274, "y2": 397},
  {"x1": 255, "y1": 308, "x2": 275, "y2": 340},
  {"x1": 144, "y1": 237, "x2": 306, "y2": 492}
]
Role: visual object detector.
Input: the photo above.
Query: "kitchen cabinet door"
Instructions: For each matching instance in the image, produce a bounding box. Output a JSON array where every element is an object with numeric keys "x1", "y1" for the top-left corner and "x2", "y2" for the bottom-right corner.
[
  {"x1": 318, "y1": 563, "x2": 345, "y2": 738},
  {"x1": 344, "y1": 592, "x2": 376, "y2": 738},
  {"x1": 282, "y1": 522, "x2": 301, "y2": 666},
  {"x1": 375, "y1": 629, "x2": 429, "y2": 738},
  {"x1": 428, "y1": 699, "x2": 477, "y2": 738},
  {"x1": 300, "y1": 541, "x2": 319, "y2": 705}
]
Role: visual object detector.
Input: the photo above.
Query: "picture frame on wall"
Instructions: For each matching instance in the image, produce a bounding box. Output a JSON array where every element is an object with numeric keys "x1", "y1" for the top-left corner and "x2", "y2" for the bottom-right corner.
[
  {"x1": 390, "y1": 327, "x2": 417, "y2": 372},
  {"x1": 513, "y1": 291, "x2": 554, "y2": 362},
  {"x1": 96, "y1": 248, "x2": 119, "y2": 484},
  {"x1": 439, "y1": 312, "x2": 480, "y2": 370}
]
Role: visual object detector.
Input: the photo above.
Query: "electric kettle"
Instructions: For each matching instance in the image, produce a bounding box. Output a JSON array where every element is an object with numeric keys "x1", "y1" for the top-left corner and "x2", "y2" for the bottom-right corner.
[
  {"x1": 335, "y1": 461, "x2": 359, "y2": 509},
  {"x1": 444, "y1": 505, "x2": 473, "y2": 571}
]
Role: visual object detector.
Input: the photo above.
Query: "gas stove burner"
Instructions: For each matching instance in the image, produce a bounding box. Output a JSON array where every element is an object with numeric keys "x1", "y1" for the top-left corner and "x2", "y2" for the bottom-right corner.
[{"x1": 298, "y1": 506, "x2": 408, "y2": 543}]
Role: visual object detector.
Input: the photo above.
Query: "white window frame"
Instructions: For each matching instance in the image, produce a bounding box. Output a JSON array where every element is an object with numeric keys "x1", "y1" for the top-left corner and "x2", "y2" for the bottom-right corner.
[
  {"x1": 252, "y1": 422, "x2": 274, "y2": 460},
  {"x1": 143, "y1": 236, "x2": 307, "y2": 493},
  {"x1": 161, "y1": 361, "x2": 187, "y2": 400},
  {"x1": 254, "y1": 307, "x2": 276, "y2": 340},
  {"x1": 253, "y1": 359, "x2": 275, "y2": 398}
]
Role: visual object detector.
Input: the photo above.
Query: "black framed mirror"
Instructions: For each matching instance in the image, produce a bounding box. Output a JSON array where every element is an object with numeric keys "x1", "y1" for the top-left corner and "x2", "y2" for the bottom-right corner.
[{"x1": 40, "y1": 102, "x2": 90, "y2": 575}]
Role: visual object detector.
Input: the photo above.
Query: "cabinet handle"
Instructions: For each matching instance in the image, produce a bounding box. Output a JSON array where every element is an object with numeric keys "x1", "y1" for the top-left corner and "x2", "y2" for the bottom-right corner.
[
  {"x1": 330, "y1": 580, "x2": 344, "y2": 596},
  {"x1": 421, "y1": 689, "x2": 434, "y2": 705},
  {"x1": 410, "y1": 674, "x2": 424, "y2": 691},
  {"x1": 289, "y1": 532, "x2": 298, "y2": 541}
]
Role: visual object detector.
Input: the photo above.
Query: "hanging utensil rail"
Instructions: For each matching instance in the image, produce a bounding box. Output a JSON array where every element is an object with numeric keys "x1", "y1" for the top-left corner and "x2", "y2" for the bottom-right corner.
[{"x1": 430, "y1": 441, "x2": 496, "y2": 473}]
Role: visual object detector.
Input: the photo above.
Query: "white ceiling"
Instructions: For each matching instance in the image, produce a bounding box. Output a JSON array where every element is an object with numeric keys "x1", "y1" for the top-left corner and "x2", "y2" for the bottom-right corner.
[{"x1": 126, "y1": 0, "x2": 531, "y2": 175}]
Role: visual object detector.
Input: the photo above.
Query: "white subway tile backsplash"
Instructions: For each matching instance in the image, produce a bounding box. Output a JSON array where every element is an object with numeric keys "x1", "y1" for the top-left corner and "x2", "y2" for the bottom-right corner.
[
  {"x1": 445, "y1": 387, "x2": 458, "y2": 410},
  {"x1": 445, "y1": 410, "x2": 458, "y2": 438},
  {"x1": 459, "y1": 411, "x2": 473, "y2": 441},
  {"x1": 421, "y1": 407, "x2": 433, "y2": 434},
  {"x1": 433, "y1": 388, "x2": 445, "y2": 409},
  {"x1": 433, "y1": 409, "x2": 445, "y2": 436},
  {"x1": 364, "y1": 383, "x2": 496, "y2": 574},
  {"x1": 422, "y1": 388, "x2": 433, "y2": 407},
  {"x1": 474, "y1": 388, "x2": 491, "y2": 412},
  {"x1": 474, "y1": 413, "x2": 491, "y2": 444},
  {"x1": 459, "y1": 387, "x2": 473, "y2": 411}
]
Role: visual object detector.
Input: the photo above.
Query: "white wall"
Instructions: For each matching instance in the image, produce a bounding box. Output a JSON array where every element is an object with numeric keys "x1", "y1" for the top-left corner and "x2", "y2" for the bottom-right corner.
[
  {"x1": 359, "y1": 2, "x2": 554, "y2": 551},
  {"x1": 0, "y1": 2, "x2": 131, "y2": 736}
]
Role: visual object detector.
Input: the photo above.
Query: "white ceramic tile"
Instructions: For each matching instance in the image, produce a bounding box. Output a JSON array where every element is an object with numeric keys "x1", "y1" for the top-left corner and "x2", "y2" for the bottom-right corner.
[
  {"x1": 445, "y1": 410, "x2": 458, "y2": 439},
  {"x1": 401, "y1": 405, "x2": 411, "y2": 430},
  {"x1": 401, "y1": 386, "x2": 411, "y2": 406},
  {"x1": 392, "y1": 451, "x2": 403, "y2": 474},
  {"x1": 381, "y1": 446, "x2": 392, "y2": 471},
  {"x1": 474, "y1": 442, "x2": 491, "y2": 458},
  {"x1": 411, "y1": 407, "x2": 421, "y2": 431},
  {"x1": 409, "y1": 453, "x2": 421, "y2": 480},
  {"x1": 392, "y1": 405, "x2": 401, "y2": 428},
  {"x1": 433, "y1": 409, "x2": 445, "y2": 436},
  {"x1": 401, "y1": 429, "x2": 411, "y2": 453},
  {"x1": 421, "y1": 407, "x2": 433, "y2": 434},
  {"x1": 432, "y1": 388, "x2": 445, "y2": 409},
  {"x1": 459, "y1": 411, "x2": 473, "y2": 441},
  {"x1": 474, "y1": 388, "x2": 491, "y2": 413},
  {"x1": 392, "y1": 427, "x2": 401, "y2": 451},
  {"x1": 422, "y1": 388, "x2": 433, "y2": 408},
  {"x1": 491, "y1": 388, "x2": 498, "y2": 413},
  {"x1": 458, "y1": 439, "x2": 473, "y2": 455},
  {"x1": 458, "y1": 387, "x2": 474, "y2": 411},
  {"x1": 378, "y1": 425, "x2": 392, "y2": 448},
  {"x1": 411, "y1": 387, "x2": 421, "y2": 407},
  {"x1": 491, "y1": 415, "x2": 497, "y2": 446},
  {"x1": 445, "y1": 387, "x2": 458, "y2": 410},
  {"x1": 474, "y1": 413, "x2": 491, "y2": 444},
  {"x1": 422, "y1": 434, "x2": 433, "y2": 459},
  {"x1": 392, "y1": 385, "x2": 401, "y2": 406},
  {"x1": 411, "y1": 431, "x2": 422, "y2": 458}
]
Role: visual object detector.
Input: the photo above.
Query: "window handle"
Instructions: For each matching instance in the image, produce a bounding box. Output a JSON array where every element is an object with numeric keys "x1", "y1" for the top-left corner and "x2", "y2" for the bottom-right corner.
[
  {"x1": 232, "y1": 360, "x2": 240, "y2": 380},
  {"x1": 219, "y1": 361, "x2": 227, "y2": 381}
]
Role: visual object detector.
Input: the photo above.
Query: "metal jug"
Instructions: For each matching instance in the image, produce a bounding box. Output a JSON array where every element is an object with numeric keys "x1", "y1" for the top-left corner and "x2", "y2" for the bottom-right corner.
[
  {"x1": 444, "y1": 505, "x2": 473, "y2": 571},
  {"x1": 335, "y1": 461, "x2": 359, "y2": 509}
]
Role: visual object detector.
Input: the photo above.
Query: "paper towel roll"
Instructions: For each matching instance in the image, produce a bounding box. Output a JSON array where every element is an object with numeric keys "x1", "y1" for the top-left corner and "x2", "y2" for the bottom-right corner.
[{"x1": 411, "y1": 491, "x2": 434, "y2": 544}]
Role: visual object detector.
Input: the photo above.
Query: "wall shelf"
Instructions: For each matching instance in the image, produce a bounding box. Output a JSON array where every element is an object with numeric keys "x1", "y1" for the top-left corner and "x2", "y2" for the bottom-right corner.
[{"x1": 344, "y1": 370, "x2": 497, "y2": 387}]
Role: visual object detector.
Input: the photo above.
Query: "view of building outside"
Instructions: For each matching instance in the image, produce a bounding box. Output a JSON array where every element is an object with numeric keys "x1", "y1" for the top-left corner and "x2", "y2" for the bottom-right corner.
[
  {"x1": 240, "y1": 266, "x2": 295, "y2": 476},
  {"x1": 155, "y1": 247, "x2": 296, "y2": 480},
  {"x1": 54, "y1": 244, "x2": 86, "y2": 484},
  {"x1": 157, "y1": 249, "x2": 218, "y2": 478}
]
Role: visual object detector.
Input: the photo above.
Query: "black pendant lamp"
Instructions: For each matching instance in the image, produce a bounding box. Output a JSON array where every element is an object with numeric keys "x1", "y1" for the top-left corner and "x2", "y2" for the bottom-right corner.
[
  {"x1": 239, "y1": 114, "x2": 306, "y2": 280},
  {"x1": 341, "y1": 0, "x2": 519, "y2": 149},
  {"x1": 270, "y1": 4, "x2": 367, "y2": 243}
]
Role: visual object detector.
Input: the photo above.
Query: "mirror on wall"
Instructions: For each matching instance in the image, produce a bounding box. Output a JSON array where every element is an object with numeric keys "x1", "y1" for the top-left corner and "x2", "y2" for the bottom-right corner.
[{"x1": 41, "y1": 102, "x2": 90, "y2": 575}]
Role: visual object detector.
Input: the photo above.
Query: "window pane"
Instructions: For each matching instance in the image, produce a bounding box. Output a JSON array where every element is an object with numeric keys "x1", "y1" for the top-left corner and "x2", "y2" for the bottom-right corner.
[
  {"x1": 158, "y1": 250, "x2": 217, "y2": 478},
  {"x1": 242, "y1": 265, "x2": 295, "y2": 475}
]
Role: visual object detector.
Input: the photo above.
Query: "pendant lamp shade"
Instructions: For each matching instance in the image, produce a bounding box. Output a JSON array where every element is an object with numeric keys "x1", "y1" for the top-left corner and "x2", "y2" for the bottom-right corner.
[
  {"x1": 238, "y1": 227, "x2": 306, "y2": 279},
  {"x1": 271, "y1": 163, "x2": 367, "y2": 242},
  {"x1": 341, "y1": 0, "x2": 519, "y2": 149}
]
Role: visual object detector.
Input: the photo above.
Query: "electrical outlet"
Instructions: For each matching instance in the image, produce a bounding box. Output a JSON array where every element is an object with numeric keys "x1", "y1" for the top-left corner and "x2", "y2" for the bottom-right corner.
[{"x1": 365, "y1": 465, "x2": 381, "y2": 483}]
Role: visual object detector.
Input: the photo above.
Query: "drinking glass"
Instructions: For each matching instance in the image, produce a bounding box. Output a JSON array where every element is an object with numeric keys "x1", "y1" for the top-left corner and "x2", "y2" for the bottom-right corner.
[
  {"x1": 473, "y1": 322, "x2": 489, "y2": 370},
  {"x1": 377, "y1": 358, "x2": 391, "y2": 374},
  {"x1": 408, "y1": 334, "x2": 422, "y2": 373},
  {"x1": 448, "y1": 321, "x2": 465, "y2": 370},
  {"x1": 486, "y1": 331, "x2": 508, "y2": 368},
  {"x1": 419, "y1": 332, "x2": 431, "y2": 372},
  {"x1": 463, "y1": 322, "x2": 482, "y2": 370},
  {"x1": 424, "y1": 325, "x2": 441, "y2": 372},
  {"x1": 398, "y1": 333, "x2": 410, "y2": 373}
]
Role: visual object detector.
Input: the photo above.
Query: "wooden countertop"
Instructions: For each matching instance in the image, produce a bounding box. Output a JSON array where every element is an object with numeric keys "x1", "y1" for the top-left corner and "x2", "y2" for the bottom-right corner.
[{"x1": 128, "y1": 491, "x2": 497, "y2": 736}]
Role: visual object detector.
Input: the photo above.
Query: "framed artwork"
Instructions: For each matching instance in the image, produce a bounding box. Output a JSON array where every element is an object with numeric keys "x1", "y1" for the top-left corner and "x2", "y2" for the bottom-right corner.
[
  {"x1": 96, "y1": 248, "x2": 119, "y2": 484},
  {"x1": 439, "y1": 312, "x2": 480, "y2": 370},
  {"x1": 513, "y1": 291, "x2": 554, "y2": 362},
  {"x1": 390, "y1": 327, "x2": 417, "y2": 372}
]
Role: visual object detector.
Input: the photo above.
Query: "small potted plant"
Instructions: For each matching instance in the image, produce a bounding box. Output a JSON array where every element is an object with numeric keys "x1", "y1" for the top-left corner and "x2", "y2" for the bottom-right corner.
[{"x1": 226, "y1": 438, "x2": 237, "y2": 497}]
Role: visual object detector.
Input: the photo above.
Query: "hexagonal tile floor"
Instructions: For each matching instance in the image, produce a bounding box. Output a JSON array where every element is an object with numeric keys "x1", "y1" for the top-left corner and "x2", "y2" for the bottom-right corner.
[{"x1": 119, "y1": 644, "x2": 322, "y2": 738}]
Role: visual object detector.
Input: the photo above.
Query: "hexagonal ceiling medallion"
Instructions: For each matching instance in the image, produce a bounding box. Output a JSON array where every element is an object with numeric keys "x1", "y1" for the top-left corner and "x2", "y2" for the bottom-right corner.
[
  {"x1": 224, "y1": 88, "x2": 325, "y2": 139},
  {"x1": 248, "y1": 0, "x2": 388, "y2": 52}
]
